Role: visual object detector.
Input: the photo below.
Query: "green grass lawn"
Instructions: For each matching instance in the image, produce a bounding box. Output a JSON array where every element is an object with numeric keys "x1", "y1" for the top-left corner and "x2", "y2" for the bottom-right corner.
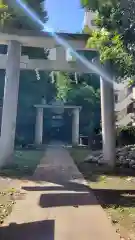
[
  {"x1": 70, "y1": 147, "x2": 90, "y2": 164},
  {"x1": 0, "y1": 149, "x2": 44, "y2": 178},
  {"x1": 70, "y1": 148, "x2": 135, "y2": 240}
]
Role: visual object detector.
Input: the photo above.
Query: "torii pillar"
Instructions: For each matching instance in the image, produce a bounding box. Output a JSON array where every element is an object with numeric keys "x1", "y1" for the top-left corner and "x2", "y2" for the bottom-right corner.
[
  {"x1": 35, "y1": 97, "x2": 45, "y2": 145},
  {"x1": 100, "y1": 76, "x2": 115, "y2": 167},
  {"x1": 0, "y1": 41, "x2": 21, "y2": 166},
  {"x1": 92, "y1": 58, "x2": 116, "y2": 168},
  {"x1": 72, "y1": 108, "x2": 80, "y2": 146}
]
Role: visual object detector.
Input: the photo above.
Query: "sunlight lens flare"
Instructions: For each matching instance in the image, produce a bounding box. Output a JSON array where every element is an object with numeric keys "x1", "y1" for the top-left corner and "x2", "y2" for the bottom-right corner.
[{"x1": 15, "y1": 0, "x2": 118, "y2": 89}]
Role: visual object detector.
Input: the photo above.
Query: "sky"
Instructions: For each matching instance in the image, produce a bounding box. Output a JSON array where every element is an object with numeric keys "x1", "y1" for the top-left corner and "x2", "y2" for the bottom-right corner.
[{"x1": 45, "y1": 0, "x2": 84, "y2": 33}]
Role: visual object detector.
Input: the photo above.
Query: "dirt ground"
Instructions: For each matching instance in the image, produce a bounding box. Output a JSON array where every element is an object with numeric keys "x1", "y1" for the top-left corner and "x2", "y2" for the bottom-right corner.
[{"x1": 0, "y1": 149, "x2": 44, "y2": 225}]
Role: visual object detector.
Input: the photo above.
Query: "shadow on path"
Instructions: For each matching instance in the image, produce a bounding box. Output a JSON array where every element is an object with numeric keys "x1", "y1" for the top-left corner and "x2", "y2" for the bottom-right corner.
[
  {"x1": 22, "y1": 183, "x2": 135, "y2": 208},
  {"x1": 0, "y1": 220, "x2": 54, "y2": 240}
]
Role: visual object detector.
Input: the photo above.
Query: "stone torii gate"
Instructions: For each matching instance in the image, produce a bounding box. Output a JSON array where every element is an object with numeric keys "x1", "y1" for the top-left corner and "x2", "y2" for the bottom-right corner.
[{"x1": 0, "y1": 28, "x2": 115, "y2": 167}]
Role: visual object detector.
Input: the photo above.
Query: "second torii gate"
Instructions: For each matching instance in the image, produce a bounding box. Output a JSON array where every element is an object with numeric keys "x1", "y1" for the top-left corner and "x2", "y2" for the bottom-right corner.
[
  {"x1": 0, "y1": 27, "x2": 115, "y2": 168},
  {"x1": 34, "y1": 100, "x2": 81, "y2": 146}
]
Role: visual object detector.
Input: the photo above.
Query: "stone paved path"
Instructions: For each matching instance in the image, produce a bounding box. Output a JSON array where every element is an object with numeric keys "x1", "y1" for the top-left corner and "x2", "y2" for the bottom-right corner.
[{"x1": 0, "y1": 143, "x2": 120, "y2": 240}]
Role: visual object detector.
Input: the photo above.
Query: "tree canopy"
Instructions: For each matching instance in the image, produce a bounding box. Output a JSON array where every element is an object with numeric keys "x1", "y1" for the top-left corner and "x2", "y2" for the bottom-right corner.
[
  {"x1": 82, "y1": 0, "x2": 135, "y2": 79},
  {"x1": 81, "y1": 0, "x2": 117, "y2": 12},
  {"x1": 67, "y1": 81, "x2": 100, "y2": 135},
  {"x1": 86, "y1": 28, "x2": 134, "y2": 78},
  {"x1": 0, "y1": 0, "x2": 47, "y2": 29}
]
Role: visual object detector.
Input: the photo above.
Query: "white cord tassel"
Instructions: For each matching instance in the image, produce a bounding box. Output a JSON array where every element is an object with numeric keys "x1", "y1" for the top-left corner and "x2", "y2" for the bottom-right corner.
[
  {"x1": 51, "y1": 71, "x2": 55, "y2": 83},
  {"x1": 75, "y1": 72, "x2": 78, "y2": 84},
  {"x1": 35, "y1": 68, "x2": 40, "y2": 80}
]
